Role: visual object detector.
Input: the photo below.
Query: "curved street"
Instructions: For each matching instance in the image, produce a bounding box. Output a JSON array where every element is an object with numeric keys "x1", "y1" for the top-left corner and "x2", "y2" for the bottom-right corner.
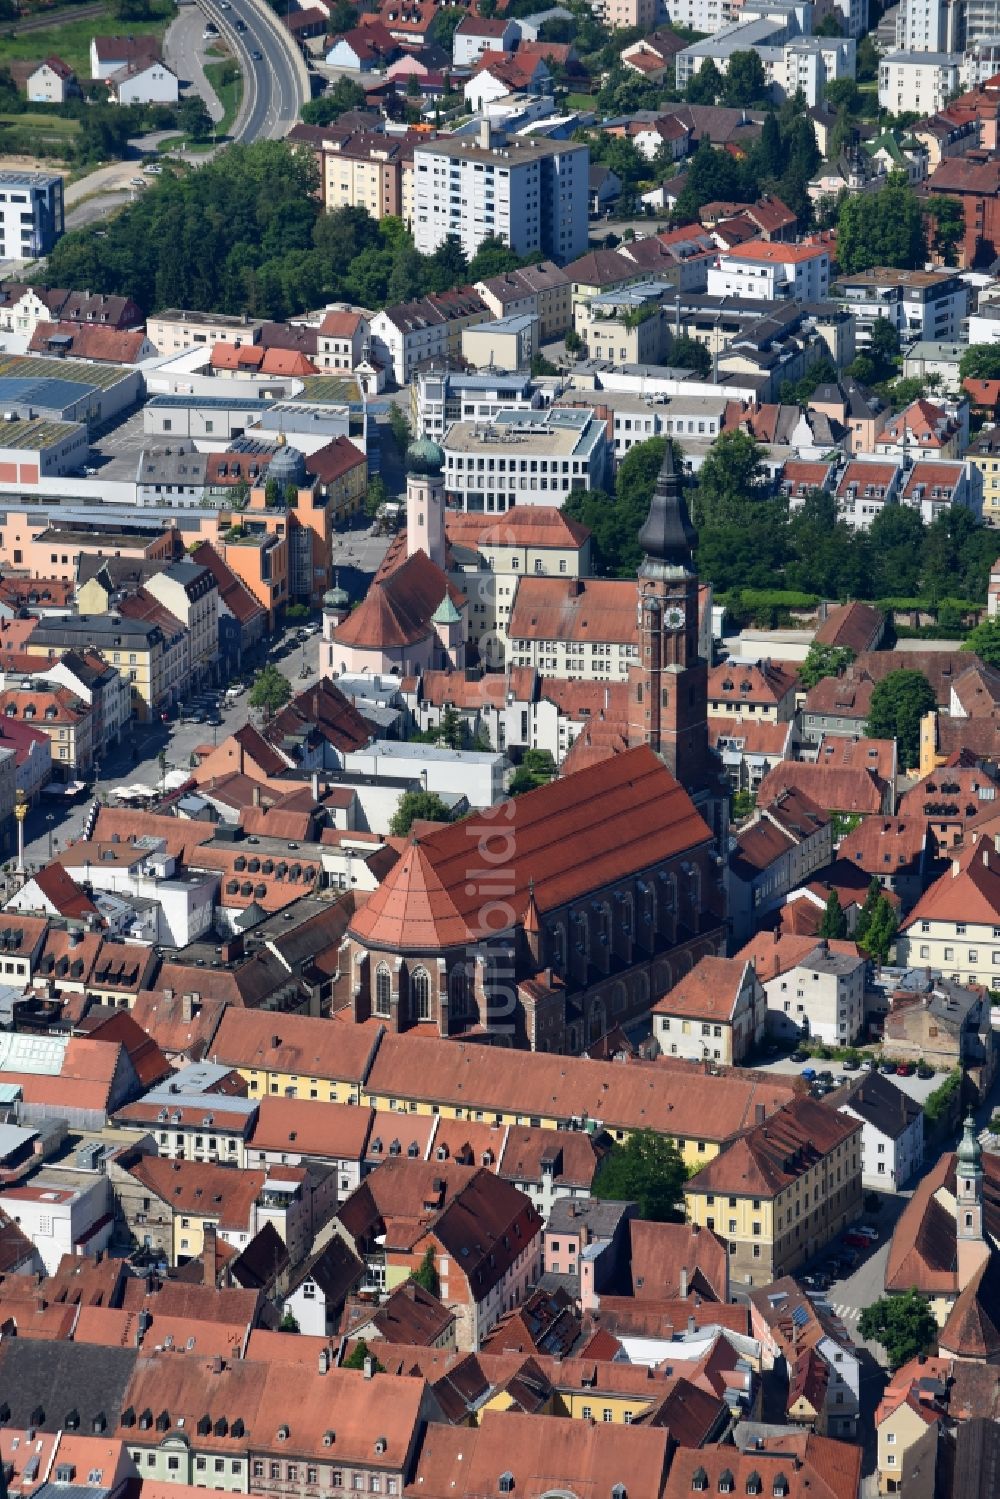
[{"x1": 198, "y1": 0, "x2": 308, "y2": 143}]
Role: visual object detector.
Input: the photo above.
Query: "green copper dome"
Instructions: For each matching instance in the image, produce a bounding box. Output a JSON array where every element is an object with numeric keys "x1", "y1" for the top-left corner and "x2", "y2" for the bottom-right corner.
[
  {"x1": 958, "y1": 1114, "x2": 983, "y2": 1173},
  {"x1": 324, "y1": 586, "x2": 348, "y2": 608},
  {"x1": 406, "y1": 436, "x2": 445, "y2": 476}
]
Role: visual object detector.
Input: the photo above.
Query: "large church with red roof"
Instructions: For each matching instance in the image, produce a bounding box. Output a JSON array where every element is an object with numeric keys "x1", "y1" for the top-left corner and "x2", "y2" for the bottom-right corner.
[{"x1": 336, "y1": 445, "x2": 729, "y2": 1053}]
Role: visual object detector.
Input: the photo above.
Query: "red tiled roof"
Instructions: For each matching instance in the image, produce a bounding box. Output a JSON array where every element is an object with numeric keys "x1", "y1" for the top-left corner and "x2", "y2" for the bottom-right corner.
[
  {"x1": 901, "y1": 839, "x2": 1000, "y2": 929},
  {"x1": 335, "y1": 549, "x2": 458, "y2": 649},
  {"x1": 350, "y1": 745, "x2": 714, "y2": 950},
  {"x1": 756, "y1": 761, "x2": 886, "y2": 815},
  {"x1": 813, "y1": 600, "x2": 884, "y2": 653}
]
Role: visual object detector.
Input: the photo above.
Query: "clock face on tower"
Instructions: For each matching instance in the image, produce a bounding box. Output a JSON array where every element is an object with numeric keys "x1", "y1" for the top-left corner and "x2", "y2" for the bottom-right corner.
[{"x1": 664, "y1": 606, "x2": 685, "y2": 631}]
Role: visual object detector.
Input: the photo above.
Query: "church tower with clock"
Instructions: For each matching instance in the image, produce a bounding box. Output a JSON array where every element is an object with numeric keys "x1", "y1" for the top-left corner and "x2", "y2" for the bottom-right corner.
[{"x1": 627, "y1": 442, "x2": 711, "y2": 801}]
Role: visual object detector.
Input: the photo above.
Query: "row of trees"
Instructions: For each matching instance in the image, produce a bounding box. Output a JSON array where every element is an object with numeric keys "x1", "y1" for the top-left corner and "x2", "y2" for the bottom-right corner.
[
  {"x1": 42, "y1": 144, "x2": 541, "y2": 318},
  {"x1": 566, "y1": 433, "x2": 997, "y2": 609}
]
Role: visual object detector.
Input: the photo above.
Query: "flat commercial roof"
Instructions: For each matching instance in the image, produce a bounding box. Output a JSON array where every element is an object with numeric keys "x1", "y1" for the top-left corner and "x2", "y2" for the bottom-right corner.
[
  {"x1": 147, "y1": 393, "x2": 271, "y2": 410},
  {"x1": 444, "y1": 404, "x2": 604, "y2": 458},
  {"x1": 151, "y1": 309, "x2": 263, "y2": 329},
  {"x1": 0, "y1": 416, "x2": 82, "y2": 449},
  {"x1": 0, "y1": 354, "x2": 130, "y2": 392},
  {"x1": 0, "y1": 375, "x2": 97, "y2": 411}
]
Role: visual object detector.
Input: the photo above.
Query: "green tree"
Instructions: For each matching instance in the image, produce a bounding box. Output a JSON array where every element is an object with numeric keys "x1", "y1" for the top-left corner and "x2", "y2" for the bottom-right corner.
[
  {"x1": 249, "y1": 664, "x2": 293, "y2": 719},
  {"x1": 564, "y1": 328, "x2": 583, "y2": 355},
  {"x1": 818, "y1": 889, "x2": 848, "y2": 940},
  {"x1": 927, "y1": 195, "x2": 964, "y2": 260},
  {"x1": 435, "y1": 705, "x2": 465, "y2": 750},
  {"x1": 868, "y1": 316, "x2": 901, "y2": 375},
  {"x1": 959, "y1": 344, "x2": 1000, "y2": 382},
  {"x1": 836, "y1": 173, "x2": 927, "y2": 274},
  {"x1": 685, "y1": 58, "x2": 722, "y2": 105},
  {"x1": 343, "y1": 1338, "x2": 385, "y2": 1373},
  {"x1": 389, "y1": 789, "x2": 453, "y2": 836},
  {"x1": 301, "y1": 77, "x2": 367, "y2": 125},
  {"x1": 668, "y1": 335, "x2": 711, "y2": 378},
  {"x1": 387, "y1": 405, "x2": 411, "y2": 451},
  {"x1": 823, "y1": 77, "x2": 860, "y2": 112},
  {"x1": 365, "y1": 474, "x2": 388, "y2": 519},
  {"x1": 857, "y1": 33, "x2": 880, "y2": 81},
  {"x1": 860, "y1": 893, "x2": 897, "y2": 964},
  {"x1": 724, "y1": 51, "x2": 768, "y2": 107},
  {"x1": 866, "y1": 669, "x2": 936, "y2": 771},
  {"x1": 693, "y1": 430, "x2": 766, "y2": 527},
  {"x1": 964, "y1": 616, "x2": 1000, "y2": 667},
  {"x1": 509, "y1": 748, "x2": 556, "y2": 796},
  {"x1": 411, "y1": 1245, "x2": 440, "y2": 1296},
  {"x1": 593, "y1": 1128, "x2": 687, "y2": 1222},
  {"x1": 531, "y1": 353, "x2": 559, "y2": 376},
  {"x1": 799, "y1": 641, "x2": 855, "y2": 690},
  {"x1": 467, "y1": 235, "x2": 523, "y2": 282},
  {"x1": 858, "y1": 1290, "x2": 937, "y2": 1370},
  {"x1": 179, "y1": 95, "x2": 213, "y2": 141},
  {"x1": 278, "y1": 1310, "x2": 300, "y2": 1332}
]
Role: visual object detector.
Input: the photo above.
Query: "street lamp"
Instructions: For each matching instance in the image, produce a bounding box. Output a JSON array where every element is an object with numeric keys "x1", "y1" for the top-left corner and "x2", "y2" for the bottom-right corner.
[{"x1": 46, "y1": 814, "x2": 55, "y2": 861}]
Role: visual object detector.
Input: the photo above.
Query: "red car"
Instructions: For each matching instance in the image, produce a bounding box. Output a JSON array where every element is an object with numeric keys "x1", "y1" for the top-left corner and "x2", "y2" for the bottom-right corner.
[
  {"x1": 896, "y1": 1062, "x2": 914, "y2": 1076},
  {"x1": 843, "y1": 1232, "x2": 870, "y2": 1250}
]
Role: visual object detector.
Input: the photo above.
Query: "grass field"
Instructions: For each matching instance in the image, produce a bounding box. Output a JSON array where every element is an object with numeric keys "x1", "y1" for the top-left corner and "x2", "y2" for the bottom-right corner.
[
  {"x1": 204, "y1": 55, "x2": 242, "y2": 140},
  {"x1": 0, "y1": 0, "x2": 174, "y2": 83},
  {"x1": 0, "y1": 110, "x2": 80, "y2": 133}
]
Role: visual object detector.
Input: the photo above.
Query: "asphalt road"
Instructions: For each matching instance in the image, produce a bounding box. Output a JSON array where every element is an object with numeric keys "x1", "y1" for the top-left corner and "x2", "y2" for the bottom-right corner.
[
  {"x1": 201, "y1": 0, "x2": 307, "y2": 143},
  {"x1": 15, "y1": 621, "x2": 321, "y2": 871},
  {"x1": 165, "y1": 6, "x2": 227, "y2": 127}
]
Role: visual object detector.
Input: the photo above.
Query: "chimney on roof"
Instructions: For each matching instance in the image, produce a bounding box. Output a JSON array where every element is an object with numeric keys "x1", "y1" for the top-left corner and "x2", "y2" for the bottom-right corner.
[
  {"x1": 311, "y1": 771, "x2": 320, "y2": 801},
  {"x1": 755, "y1": 1104, "x2": 766, "y2": 1125},
  {"x1": 318, "y1": 1348, "x2": 331, "y2": 1375},
  {"x1": 202, "y1": 1223, "x2": 218, "y2": 1287},
  {"x1": 211, "y1": 1354, "x2": 223, "y2": 1374},
  {"x1": 253, "y1": 785, "x2": 262, "y2": 808},
  {"x1": 568, "y1": 578, "x2": 583, "y2": 598},
  {"x1": 181, "y1": 993, "x2": 193, "y2": 1024},
  {"x1": 363, "y1": 1356, "x2": 375, "y2": 1380},
  {"x1": 679, "y1": 1266, "x2": 688, "y2": 1299},
  {"x1": 687, "y1": 1314, "x2": 696, "y2": 1334}
]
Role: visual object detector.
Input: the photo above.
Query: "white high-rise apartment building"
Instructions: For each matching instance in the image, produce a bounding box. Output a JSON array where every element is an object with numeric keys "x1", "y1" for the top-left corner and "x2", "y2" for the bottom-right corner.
[
  {"x1": 0, "y1": 171, "x2": 64, "y2": 260},
  {"x1": 413, "y1": 126, "x2": 588, "y2": 265},
  {"x1": 899, "y1": 0, "x2": 965, "y2": 50}
]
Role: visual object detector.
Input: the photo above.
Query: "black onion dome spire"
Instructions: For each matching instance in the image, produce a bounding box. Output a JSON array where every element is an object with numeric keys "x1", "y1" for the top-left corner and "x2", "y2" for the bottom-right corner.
[{"x1": 638, "y1": 440, "x2": 697, "y2": 573}]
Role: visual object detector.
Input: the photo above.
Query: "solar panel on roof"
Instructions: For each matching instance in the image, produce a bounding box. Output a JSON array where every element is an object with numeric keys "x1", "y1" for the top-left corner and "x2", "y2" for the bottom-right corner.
[{"x1": 791, "y1": 1304, "x2": 809, "y2": 1327}]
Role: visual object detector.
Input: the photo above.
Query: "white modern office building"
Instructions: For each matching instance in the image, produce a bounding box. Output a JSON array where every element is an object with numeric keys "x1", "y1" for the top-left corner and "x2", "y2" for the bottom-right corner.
[{"x1": 442, "y1": 407, "x2": 610, "y2": 512}]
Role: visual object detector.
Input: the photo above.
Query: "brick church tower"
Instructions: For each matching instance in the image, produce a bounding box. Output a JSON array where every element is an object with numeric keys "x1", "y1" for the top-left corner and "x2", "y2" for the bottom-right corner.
[{"x1": 627, "y1": 442, "x2": 708, "y2": 794}]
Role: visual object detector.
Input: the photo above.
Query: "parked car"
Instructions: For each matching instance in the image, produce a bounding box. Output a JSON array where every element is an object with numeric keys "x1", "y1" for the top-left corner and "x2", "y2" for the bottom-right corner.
[
  {"x1": 843, "y1": 1232, "x2": 870, "y2": 1250},
  {"x1": 801, "y1": 1067, "x2": 817, "y2": 1081},
  {"x1": 917, "y1": 1064, "x2": 934, "y2": 1079},
  {"x1": 206, "y1": 713, "x2": 223, "y2": 727},
  {"x1": 862, "y1": 1058, "x2": 878, "y2": 1071},
  {"x1": 802, "y1": 1272, "x2": 830, "y2": 1292},
  {"x1": 250, "y1": 47, "x2": 263, "y2": 59},
  {"x1": 896, "y1": 1062, "x2": 914, "y2": 1076},
  {"x1": 879, "y1": 1061, "x2": 897, "y2": 1074},
  {"x1": 841, "y1": 1056, "x2": 860, "y2": 1071},
  {"x1": 790, "y1": 1049, "x2": 809, "y2": 1063},
  {"x1": 816, "y1": 1070, "x2": 835, "y2": 1084},
  {"x1": 855, "y1": 1226, "x2": 879, "y2": 1242}
]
